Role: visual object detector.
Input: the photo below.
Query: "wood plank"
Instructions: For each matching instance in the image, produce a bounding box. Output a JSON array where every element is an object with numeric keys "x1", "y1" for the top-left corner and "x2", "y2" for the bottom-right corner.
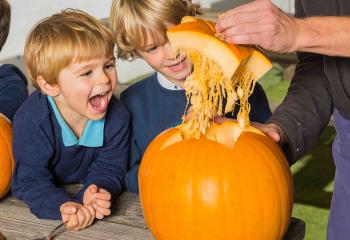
[
  {"x1": 0, "y1": 203, "x2": 152, "y2": 240},
  {"x1": 1, "y1": 190, "x2": 147, "y2": 229},
  {"x1": 1, "y1": 188, "x2": 305, "y2": 240}
]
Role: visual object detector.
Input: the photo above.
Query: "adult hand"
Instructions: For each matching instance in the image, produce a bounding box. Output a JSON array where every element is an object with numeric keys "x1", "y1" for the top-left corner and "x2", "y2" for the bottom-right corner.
[
  {"x1": 251, "y1": 122, "x2": 285, "y2": 143},
  {"x1": 215, "y1": 0, "x2": 300, "y2": 53}
]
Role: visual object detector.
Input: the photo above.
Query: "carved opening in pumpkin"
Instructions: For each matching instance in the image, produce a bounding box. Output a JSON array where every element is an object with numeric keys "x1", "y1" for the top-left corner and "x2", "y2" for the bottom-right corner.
[{"x1": 152, "y1": 121, "x2": 264, "y2": 154}]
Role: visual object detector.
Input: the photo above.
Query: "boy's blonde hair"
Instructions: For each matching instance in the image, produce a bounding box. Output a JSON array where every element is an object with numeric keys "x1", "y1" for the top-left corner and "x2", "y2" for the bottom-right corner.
[
  {"x1": 110, "y1": 0, "x2": 201, "y2": 60},
  {"x1": 25, "y1": 9, "x2": 115, "y2": 90}
]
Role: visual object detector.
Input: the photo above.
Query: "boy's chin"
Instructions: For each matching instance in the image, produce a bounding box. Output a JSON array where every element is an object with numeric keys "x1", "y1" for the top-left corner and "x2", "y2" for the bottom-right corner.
[
  {"x1": 87, "y1": 109, "x2": 108, "y2": 121},
  {"x1": 88, "y1": 114, "x2": 106, "y2": 121}
]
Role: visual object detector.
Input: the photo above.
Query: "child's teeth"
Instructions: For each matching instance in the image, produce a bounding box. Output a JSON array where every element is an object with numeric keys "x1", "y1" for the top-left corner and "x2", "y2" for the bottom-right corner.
[{"x1": 100, "y1": 97, "x2": 105, "y2": 108}]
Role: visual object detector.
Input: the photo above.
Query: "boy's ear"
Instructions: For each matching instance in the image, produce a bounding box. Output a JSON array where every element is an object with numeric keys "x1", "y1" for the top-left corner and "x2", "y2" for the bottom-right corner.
[{"x1": 37, "y1": 75, "x2": 60, "y2": 96}]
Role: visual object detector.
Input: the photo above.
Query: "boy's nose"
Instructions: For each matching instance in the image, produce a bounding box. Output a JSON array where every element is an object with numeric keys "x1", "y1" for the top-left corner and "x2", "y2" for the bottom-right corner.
[
  {"x1": 164, "y1": 42, "x2": 180, "y2": 60},
  {"x1": 97, "y1": 71, "x2": 111, "y2": 85}
]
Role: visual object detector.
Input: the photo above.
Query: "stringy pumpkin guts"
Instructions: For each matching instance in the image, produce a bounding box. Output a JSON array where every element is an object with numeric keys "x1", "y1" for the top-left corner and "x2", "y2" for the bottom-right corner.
[{"x1": 167, "y1": 16, "x2": 272, "y2": 139}]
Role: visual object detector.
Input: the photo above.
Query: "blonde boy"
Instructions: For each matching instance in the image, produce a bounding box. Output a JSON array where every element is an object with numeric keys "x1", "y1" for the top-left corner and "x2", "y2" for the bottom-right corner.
[
  {"x1": 110, "y1": 0, "x2": 271, "y2": 193},
  {"x1": 11, "y1": 9, "x2": 130, "y2": 230}
]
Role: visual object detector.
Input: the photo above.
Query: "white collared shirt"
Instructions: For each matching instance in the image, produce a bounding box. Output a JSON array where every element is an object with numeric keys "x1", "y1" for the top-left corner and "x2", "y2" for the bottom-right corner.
[{"x1": 157, "y1": 72, "x2": 183, "y2": 90}]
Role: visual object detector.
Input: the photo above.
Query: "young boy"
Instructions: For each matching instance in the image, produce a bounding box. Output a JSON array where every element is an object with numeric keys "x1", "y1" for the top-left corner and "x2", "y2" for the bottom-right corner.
[
  {"x1": 0, "y1": 0, "x2": 28, "y2": 123},
  {"x1": 110, "y1": 0, "x2": 272, "y2": 194},
  {"x1": 11, "y1": 9, "x2": 130, "y2": 230}
]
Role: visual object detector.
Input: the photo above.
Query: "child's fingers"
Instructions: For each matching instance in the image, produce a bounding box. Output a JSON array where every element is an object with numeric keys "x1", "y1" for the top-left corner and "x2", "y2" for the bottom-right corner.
[
  {"x1": 86, "y1": 205, "x2": 96, "y2": 226},
  {"x1": 83, "y1": 185, "x2": 99, "y2": 205},
  {"x1": 94, "y1": 204, "x2": 111, "y2": 217},
  {"x1": 95, "y1": 211, "x2": 105, "y2": 220},
  {"x1": 95, "y1": 199, "x2": 111, "y2": 209},
  {"x1": 66, "y1": 214, "x2": 79, "y2": 230},
  {"x1": 80, "y1": 207, "x2": 93, "y2": 229},
  {"x1": 61, "y1": 214, "x2": 70, "y2": 224},
  {"x1": 93, "y1": 192, "x2": 111, "y2": 201},
  {"x1": 87, "y1": 184, "x2": 98, "y2": 194},
  {"x1": 60, "y1": 206, "x2": 77, "y2": 215},
  {"x1": 73, "y1": 209, "x2": 87, "y2": 231}
]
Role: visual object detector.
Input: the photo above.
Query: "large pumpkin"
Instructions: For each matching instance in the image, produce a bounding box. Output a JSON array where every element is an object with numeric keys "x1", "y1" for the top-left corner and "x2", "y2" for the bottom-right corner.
[
  {"x1": 139, "y1": 121, "x2": 293, "y2": 240},
  {"x1": 0, "y1": 115, "x2": 14, "y2": 198}
]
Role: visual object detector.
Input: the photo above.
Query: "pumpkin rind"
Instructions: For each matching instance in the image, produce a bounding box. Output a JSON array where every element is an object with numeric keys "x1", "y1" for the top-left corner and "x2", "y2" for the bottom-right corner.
[
  {"x1": 167, "y1": 16, "x2": 272, "y2": 81},
  {"x1": 0, "y1": 115, "x2": 14, "y2": 199},
  {"x1": 139, "y1": 121, "x2": 293, "y2": 240}
]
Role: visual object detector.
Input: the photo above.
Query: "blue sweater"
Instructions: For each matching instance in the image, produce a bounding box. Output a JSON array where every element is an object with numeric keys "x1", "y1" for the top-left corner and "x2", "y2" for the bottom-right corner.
[
  {"x1": 0, "y1": 64, "x2": 28, "y2": 121},
  {"x1": 120, "y1": 73, "x2": 271, "y2": 193},
  {"x1": 11, "y1": 91, "x2": 130, "y2": 220}
]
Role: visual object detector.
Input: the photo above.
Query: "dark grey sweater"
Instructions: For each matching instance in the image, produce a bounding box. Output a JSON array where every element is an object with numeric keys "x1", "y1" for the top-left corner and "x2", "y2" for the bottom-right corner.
[{"x1": 269, "y1": 0, "x2": 350, "y2": 164}]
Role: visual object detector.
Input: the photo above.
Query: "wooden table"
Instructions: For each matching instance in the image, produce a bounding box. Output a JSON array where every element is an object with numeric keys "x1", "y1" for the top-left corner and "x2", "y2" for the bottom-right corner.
[{"x1": 0, "y1": 186, "x2": 305, "y2": 240}]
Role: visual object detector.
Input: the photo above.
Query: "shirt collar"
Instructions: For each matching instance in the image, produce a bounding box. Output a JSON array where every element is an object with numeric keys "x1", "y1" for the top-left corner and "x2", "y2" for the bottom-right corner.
[
  {"x1": 157, "y1": 72, "x2": 183, "y2": 90},
  {"x1": 47, "y1": 96, "x2": 104, "y2": 147}
]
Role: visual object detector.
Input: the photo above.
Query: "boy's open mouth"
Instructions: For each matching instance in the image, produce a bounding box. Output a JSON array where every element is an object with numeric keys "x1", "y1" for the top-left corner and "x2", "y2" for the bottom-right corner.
[
  {"x1": 89, "y1": 91, "x2": 109, "y2": 113},
  {"x1": 168, "y1": 57, "x2": 187, "y2": 72}
]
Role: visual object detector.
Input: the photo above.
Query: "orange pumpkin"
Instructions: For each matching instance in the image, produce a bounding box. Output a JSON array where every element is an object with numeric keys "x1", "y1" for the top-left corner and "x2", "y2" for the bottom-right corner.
[
  {"x1": 0, "y1": 115, "x2": 14, "y2": 198},
  {"x1": 139, "y1": 121, "x2": 293, "y2": 240}
]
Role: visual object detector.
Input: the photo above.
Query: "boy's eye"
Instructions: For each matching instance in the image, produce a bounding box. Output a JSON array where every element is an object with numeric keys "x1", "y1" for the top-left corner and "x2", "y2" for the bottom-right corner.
[
  {"x1": 80, "y1": 70, "x2": 92, "y2": 77},
  {"x1": 105, "y1": 63, "x2": 116, "y2": 70},
  {"x1": 145, "y1": 45, "x2": 158, "y2": 53}
]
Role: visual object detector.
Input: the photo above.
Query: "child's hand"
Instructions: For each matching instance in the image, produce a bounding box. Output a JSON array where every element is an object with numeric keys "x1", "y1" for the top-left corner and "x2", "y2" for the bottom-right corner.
[
  {"x1": 184, "y1": 105, "x2": 228, "y2": 124},
  {"x1": 60, "y1": 201, "x2": 95, "y2": 231},
  {"x1": 83, "y1": 184, "x2": 112, "y2": 219}
]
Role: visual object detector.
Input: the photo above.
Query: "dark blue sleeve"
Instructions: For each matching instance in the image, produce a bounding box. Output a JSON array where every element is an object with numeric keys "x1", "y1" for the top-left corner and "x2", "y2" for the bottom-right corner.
[
  {"x1": 248, "y1": 83, "x2": 272, "y2": 122},
  {"x1": 76, "y1": 102, "x2": 130, "y2": 202},
  {"x1": 120, "y1": 91, "x2": 142, "y2": 194},
  {"x1": 123, "y1": 138, "x2": 142, "y2": 193},
  {"x1": 0, "y1": 64, "x2": 28, "y2": 121},
  {"x1": 11, "y1": 117, "x2": 74, "y2": 220}
]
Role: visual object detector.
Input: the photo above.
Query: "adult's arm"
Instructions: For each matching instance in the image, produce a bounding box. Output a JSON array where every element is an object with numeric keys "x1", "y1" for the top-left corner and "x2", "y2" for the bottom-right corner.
[
  {"x1": 267, "y1": 52, "x2": 333, "y2": 164},
  {"x1": 216, "y1": 0, "x2": 350, "y2": 56}
]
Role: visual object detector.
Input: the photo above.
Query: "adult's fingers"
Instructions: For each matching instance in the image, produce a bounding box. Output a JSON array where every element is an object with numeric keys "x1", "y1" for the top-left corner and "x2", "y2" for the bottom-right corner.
[
  {"x1": 215, "y1": 0, "x2": 279, "y2": 33},
  {"x1": 216, "y1": 0, "x2": 271, "y2": 32},
  {"x1": 252, "y1": 122, "x2": 281, "y2": 142}
]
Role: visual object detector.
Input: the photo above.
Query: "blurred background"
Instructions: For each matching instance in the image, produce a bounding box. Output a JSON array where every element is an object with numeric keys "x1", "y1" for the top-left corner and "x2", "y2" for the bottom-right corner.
[
  {"x1": 1, "y1": 1, "x2": 335, "y2": 240},
  {"x1": 1, "y1": 0, "x2": 295, "y2": 87}
]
